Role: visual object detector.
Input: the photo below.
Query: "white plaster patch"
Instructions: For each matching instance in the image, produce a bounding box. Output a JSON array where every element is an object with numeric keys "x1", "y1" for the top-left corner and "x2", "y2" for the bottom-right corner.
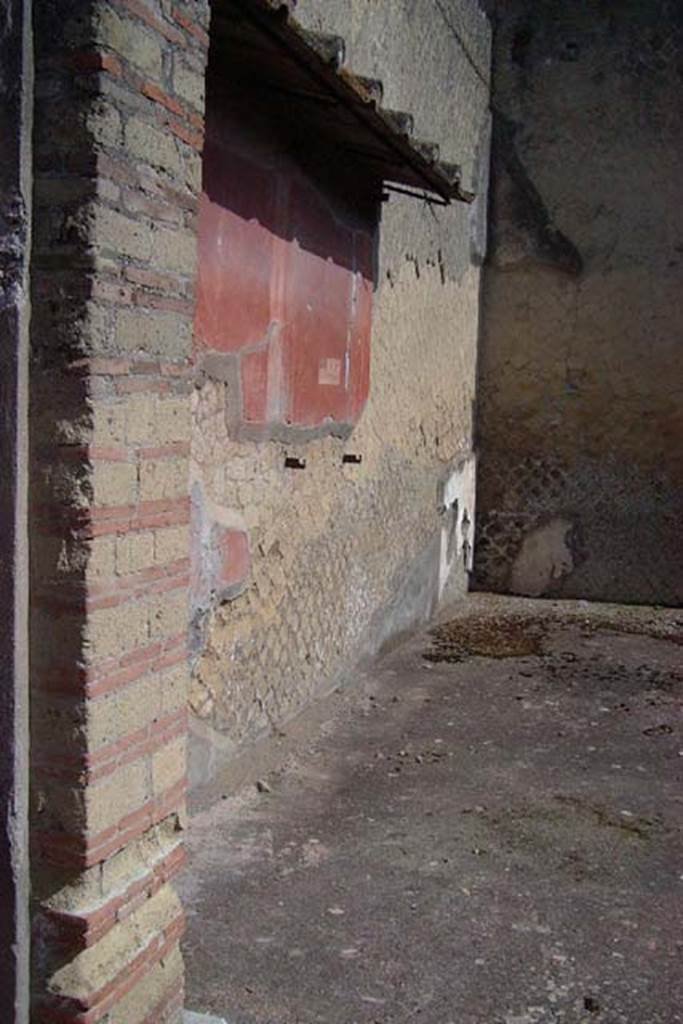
[
  {"x1": 438, "y1": 454, "x2": 477, "y2": 598},
  {"x1": 510, "y1": 518, "x2": 574, "y2": 597}
]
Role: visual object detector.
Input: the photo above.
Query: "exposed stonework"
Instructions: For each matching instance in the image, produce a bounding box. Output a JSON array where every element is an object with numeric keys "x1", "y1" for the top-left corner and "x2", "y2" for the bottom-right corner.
[
  {"x1": 475, "y1": 0, "x2": 683, "y2": 605},
  {"x1": 189, "y1": 0, "x2": 491, "y2": 783},
  {"x1": 29, "y1": 1, "x2": 208, "y2": 1020}
]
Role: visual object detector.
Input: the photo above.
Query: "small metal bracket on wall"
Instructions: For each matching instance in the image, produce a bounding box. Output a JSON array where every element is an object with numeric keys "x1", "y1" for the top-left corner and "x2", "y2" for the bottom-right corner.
[{"x1": 284, "y1": 455, "x2": 307, "y2": 470}]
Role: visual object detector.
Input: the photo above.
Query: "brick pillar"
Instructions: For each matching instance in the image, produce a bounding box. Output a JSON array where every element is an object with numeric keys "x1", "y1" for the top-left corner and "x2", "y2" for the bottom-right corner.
[{"x1": 30, "y1": 2, "x2": 209, "y2": 1021}]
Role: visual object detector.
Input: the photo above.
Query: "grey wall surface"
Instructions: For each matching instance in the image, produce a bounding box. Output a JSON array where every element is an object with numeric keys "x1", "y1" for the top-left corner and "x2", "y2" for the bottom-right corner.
[
  {"x1": 475, "y1": 0, "x2": 683, "y2": 605},
  {"x1": 0, "y1": 0, "x2": 31, "y2": 1019}
]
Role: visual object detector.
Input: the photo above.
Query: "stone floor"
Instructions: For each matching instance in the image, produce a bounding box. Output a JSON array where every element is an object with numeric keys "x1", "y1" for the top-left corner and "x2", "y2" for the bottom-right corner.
[{"x1": 179, "y1": 595, "x2": 683, "y2": 1024}]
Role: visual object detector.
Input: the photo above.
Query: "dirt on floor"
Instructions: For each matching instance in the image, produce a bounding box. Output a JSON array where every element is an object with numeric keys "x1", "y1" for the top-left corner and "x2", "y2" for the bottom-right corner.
[{"x1": 179, "y1": 594, "x2": 683, "y2": 1024}]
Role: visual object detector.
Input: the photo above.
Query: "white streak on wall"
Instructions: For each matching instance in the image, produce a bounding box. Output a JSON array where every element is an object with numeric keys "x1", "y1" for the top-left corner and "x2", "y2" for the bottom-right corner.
[{"x1": 438, "y1": 453, "x2": 476, "y2": 599}]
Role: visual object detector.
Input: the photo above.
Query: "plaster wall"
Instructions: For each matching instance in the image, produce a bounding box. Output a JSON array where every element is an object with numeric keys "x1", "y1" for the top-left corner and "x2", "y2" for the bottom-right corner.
[
  {"x1": 189, "y1": 0, "x2": 491, "y2": 784},
  {"x1": 0, "y1": 0, "x2": 31, "y2": 1018},
  {"x1": 475, "y1": 0, "x2": 683, "y2": 605}
]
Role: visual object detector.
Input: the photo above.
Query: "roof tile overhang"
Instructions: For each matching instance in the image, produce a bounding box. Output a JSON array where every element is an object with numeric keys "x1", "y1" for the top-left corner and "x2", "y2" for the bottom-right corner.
[{"x1": 211, "y1": 0, "x2": 475, "y2": 205}]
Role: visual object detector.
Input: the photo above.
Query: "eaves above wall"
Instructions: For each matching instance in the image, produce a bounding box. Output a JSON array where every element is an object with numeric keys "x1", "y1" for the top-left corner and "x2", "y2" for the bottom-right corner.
[{"x1": 211, "y1": 0, "x2": 475, "y2": 204}]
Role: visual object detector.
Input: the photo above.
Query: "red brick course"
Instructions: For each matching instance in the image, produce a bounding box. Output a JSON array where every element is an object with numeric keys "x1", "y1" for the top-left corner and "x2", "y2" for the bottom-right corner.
[
  {"x1": 34, "y1": 915, "x2": 185, "y2": 1023},
  {"x1": 33, "y1": 777, "x2": 187, "y2": 869},
  {"x1": 39, "y1": 843, "x2": 186, "y2": 950},
  {"x1": 34, "y1": 707, "x2": 187, "y2": 784},
  {"x1": 40, "y1": 630, "x2": 188, "y2": 700}
]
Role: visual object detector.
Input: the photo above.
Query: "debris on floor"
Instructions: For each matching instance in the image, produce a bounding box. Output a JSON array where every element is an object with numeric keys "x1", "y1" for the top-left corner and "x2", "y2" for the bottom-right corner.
[{"x1": 179, "y1": 595, "x2": 683, "y2": 1024}]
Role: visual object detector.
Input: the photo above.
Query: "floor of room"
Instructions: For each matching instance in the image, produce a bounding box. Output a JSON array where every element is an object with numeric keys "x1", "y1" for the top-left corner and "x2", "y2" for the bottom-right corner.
[{"x1": 179, "y1": 594, "x2": 682, "y2": 1024}]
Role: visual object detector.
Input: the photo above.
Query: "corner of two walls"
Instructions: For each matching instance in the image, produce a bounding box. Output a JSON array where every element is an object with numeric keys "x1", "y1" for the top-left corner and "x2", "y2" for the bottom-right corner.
[
  {"x1": 24, "y1": 0, "x2": 492, "y2": 1017},
  {"x1": 20, "y1": 0, "x2": 492, "y2": 1016}
]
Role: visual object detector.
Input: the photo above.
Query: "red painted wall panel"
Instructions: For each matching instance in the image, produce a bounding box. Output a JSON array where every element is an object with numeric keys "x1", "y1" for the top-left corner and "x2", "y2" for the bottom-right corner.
[
  {"x1": 195, "y1": 142, "x2": 276, "y2": 354},
  {"x1": 194, "y1": 97, "x2": 376, "y2": 433}
]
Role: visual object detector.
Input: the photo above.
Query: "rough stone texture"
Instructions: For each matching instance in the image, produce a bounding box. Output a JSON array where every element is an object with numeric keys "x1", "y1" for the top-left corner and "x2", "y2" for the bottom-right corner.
[
  {"x1": 189, "y1": 0, "x2": 492, "y2": 784},
  {"x1": 475, "y1": 0, "x2": 683, "y2": 605},
  {"x1": 180, "y1": 593, "x2": 683, "y2": 1024},
  {"x1": 28, "y1": 1, "x2": 209, "y2": 1020},
  {"x1": 0, "y1": 0, "x2": 31, "y2": 1019}
]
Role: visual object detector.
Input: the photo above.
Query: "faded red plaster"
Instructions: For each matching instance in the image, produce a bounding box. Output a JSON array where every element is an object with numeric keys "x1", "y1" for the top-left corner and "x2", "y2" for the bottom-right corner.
[
  {"x1": 216, "y1": 528, "x2": 250, "y2": 590},
  {"x1": 194, "y1": 96, "x2": 375, "y2": 432}
]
